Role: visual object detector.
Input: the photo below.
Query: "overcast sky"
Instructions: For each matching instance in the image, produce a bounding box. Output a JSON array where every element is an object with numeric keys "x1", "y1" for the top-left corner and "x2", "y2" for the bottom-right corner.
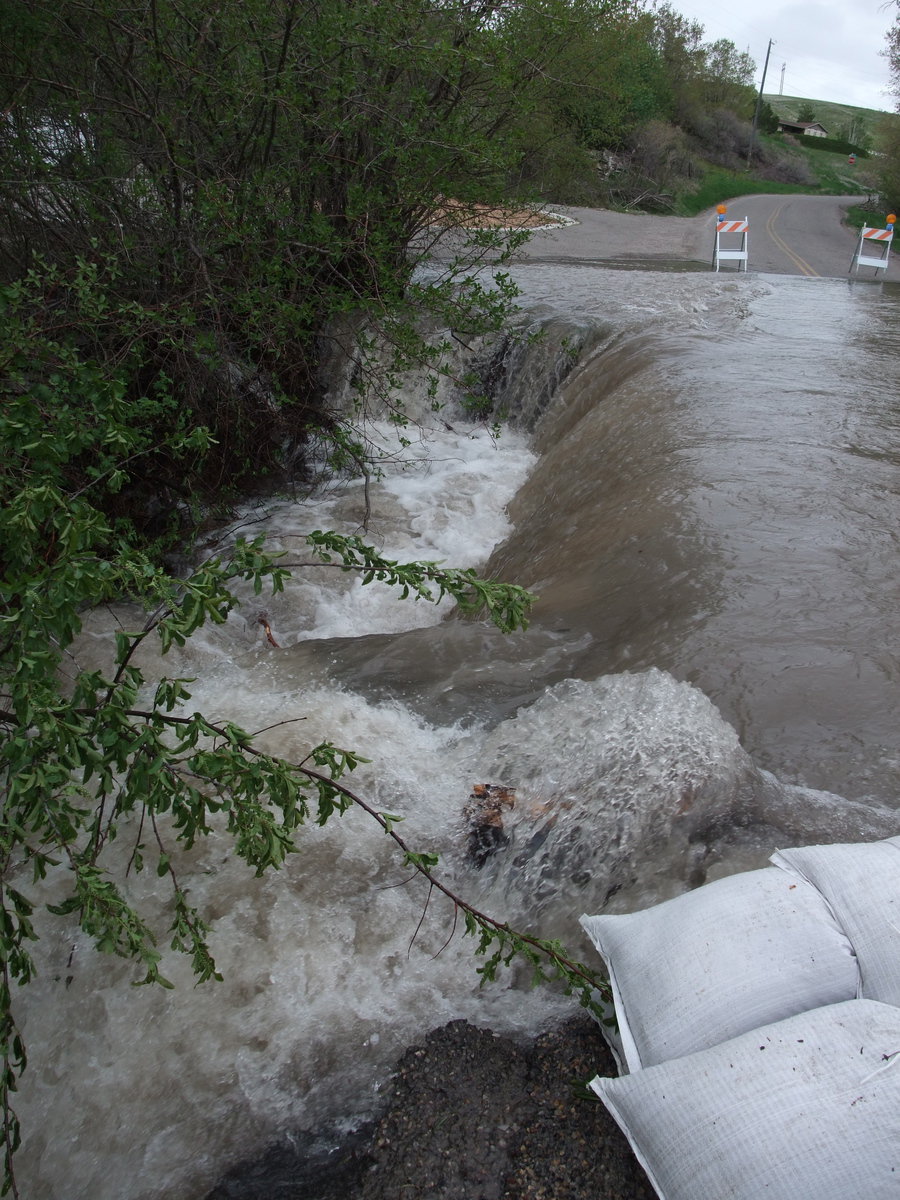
[{"x1": 669, "y1": 0, "x2": 896, "y2": 112}]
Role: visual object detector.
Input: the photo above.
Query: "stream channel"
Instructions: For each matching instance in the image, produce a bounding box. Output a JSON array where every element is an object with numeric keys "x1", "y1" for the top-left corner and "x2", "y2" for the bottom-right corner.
[{"x1": 18, "y1": 263, "x2": 900, "y2": 1198}]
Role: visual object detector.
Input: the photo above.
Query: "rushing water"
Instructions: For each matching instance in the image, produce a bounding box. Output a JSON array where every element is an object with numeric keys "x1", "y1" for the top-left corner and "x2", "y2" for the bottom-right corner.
[
  {"x1": 19, "y1": 267, "x2": 900, "y2": 1198},
  {"x1": 489, "y1": 266, "x2": 900, "y2": 803}
]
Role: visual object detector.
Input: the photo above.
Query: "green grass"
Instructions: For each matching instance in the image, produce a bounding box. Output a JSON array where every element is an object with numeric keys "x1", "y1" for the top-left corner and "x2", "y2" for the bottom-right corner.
[
  {"x1": 675, "y1": 133, "x2": 882, "y2": 218},
  {"x1": 784, "y1": 139, "x2": 880, "y2": 195},
  {"x1": 676, "y1": 167, "x2": 813, "y2": 215},
  {"x1": 802, "y1": 154, "x2": 874, "y2": 194}
]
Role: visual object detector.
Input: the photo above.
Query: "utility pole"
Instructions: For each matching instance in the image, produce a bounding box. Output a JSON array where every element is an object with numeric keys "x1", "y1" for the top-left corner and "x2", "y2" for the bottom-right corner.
[
  {"x1": 747, "y1": 38, "x2": 774, "y2": 171},
  {"x1": 779, "y1": 62, "x2": 786, "y2": 95}
]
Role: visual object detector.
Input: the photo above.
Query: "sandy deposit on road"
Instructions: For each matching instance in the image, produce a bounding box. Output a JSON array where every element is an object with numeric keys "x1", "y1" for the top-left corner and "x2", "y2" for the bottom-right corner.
[{"x1": 433, "y1": 199, "x2": 572, "y2": 230}]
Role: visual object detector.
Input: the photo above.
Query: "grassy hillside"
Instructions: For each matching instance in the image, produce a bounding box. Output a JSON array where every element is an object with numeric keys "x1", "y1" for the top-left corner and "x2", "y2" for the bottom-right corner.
[
  {"x1": 676, "y1": 151, "x2": 878, "y2": 216},
  {"x1": 675, "y1": 123, "x2": 885, "y2": 219},
  {"x1": 763, "y1": 94, "x2": 897, "y2": 150}
]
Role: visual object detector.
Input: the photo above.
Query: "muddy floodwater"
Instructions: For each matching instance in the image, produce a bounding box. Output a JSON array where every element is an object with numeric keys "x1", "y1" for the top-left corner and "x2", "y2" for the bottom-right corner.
[
  {"x1": 488, "y1": 265, "x2": 900, "y2": 803},
  {"x1": 18, "y1": 266, "x2": 900, "y2": 1199}
]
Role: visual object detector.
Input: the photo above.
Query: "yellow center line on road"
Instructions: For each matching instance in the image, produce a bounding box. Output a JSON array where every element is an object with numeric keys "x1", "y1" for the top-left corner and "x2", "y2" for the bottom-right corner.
[{"x1": 765, "y1": 204, "x2": 819, "y2": 276}]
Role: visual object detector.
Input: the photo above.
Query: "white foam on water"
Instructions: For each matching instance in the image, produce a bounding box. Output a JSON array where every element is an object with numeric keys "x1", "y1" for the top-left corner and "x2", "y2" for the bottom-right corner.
[
  {"x1": 18, "y1": 412, "x2": 549, "y2": 1199},
  {"x1": 183, "y1": 418, "x2": 537, "y2": 657},
  {"x1": 12, "y1": 681, "x2": 559, "y2": 1200},
  {"x1": 67, "y1": 416, "x2": 536, "y2": 682},
  {"x1": 16, "y1": 659, "x2": 775, "y2": 1200},
  {"x1": 458, "y1": 669, "x2": 770, "y2": 928}
]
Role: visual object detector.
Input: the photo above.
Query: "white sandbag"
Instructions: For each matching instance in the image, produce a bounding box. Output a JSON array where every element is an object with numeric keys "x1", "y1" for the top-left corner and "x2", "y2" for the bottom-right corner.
[
  {"x1": 590, "y1": 998, "x2": 900, "y2": 1200},
  {"x1": 580, "y1": 867, "x2": 858, "y2": 1071},
  {"x1": 771, "y1": 835, "x2": 900, "y2": 1006}
]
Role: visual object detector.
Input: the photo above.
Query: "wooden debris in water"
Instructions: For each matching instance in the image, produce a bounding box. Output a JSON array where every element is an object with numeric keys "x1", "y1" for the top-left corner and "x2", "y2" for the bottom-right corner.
[{"x1": 464, "y1": 783, "x2": 516, "y2": 867}]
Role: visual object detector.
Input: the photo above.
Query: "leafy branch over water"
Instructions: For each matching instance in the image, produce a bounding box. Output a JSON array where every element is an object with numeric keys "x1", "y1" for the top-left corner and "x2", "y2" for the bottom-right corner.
[
  {"x1": 299, "y1": 761, "x2": 610, "y2": 1007},
  {"x1": 0, "y1": 0, "x2": 629, "y2": 1174},
  {"x1": 303, "y1": 530, "x2": 538, "y2": 633},
  {"x1": 0, "y1": 494, "x2": 609, "y2": 1197}
]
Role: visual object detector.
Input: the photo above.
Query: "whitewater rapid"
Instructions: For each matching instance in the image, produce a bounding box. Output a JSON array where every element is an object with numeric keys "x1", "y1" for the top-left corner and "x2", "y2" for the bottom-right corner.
[{"x1": 18, "y1": 267, "x2": 900, "y2": 1198}]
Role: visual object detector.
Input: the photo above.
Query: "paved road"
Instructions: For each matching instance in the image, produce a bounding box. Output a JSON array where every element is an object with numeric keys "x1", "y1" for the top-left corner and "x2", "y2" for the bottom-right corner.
[
  {"x1": 515, "y1": 193, "x2": 882, "y2": 280},
  {"x1": 714, "y1": 193, "x2": 875, "y2": 277}
]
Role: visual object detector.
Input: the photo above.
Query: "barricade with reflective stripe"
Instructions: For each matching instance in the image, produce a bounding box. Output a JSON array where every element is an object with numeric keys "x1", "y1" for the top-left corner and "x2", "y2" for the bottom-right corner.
[
  {"x1": 713, "y1": 216, "x2": 749, "y2": 271},
  {"x1": 851, "y1": 224, "x2": 893, "y2": 274}
]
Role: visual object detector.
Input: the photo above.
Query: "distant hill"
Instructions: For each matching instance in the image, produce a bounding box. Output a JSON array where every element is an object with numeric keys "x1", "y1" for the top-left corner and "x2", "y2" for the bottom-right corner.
[{"x1": 763, "y1": 94, "x2": 897, "y2": 150}]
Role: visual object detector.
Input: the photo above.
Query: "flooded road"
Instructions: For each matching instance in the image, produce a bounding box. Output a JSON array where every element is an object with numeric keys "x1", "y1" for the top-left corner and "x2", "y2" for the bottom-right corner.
[
  {"x1": 18, "y1": 262, "x2": 900, "y2": 1199},
  {"x1": 488, "y1": 266, "x2": 900, "y2": 801}
]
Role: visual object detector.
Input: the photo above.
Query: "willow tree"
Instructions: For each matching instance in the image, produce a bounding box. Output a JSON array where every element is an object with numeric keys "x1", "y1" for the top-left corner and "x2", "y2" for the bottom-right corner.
[
  {"x1": 2, "y1": 0, "x2": 535, "y2": 501},
  {"x1": 491, "y1": 0, "x2": 674, "y2": 199},
  {"x1": 0, "y1": 2, "x2": 619, "y2": 1192}
]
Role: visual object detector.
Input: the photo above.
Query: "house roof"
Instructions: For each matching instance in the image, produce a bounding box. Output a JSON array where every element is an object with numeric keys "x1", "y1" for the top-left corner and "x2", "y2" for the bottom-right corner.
[{"x1": 778, "y1": 119, "x2": 829, "y2": 134}]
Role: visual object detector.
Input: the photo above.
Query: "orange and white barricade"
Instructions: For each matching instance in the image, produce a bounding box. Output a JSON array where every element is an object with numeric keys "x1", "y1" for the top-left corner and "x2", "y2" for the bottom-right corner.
[
  {"x1": 713, "y1": 211, "x2": 749, "y2": 272},
  {"x1": 851, "y1": 217, "x2": 895, "y2": 275}
]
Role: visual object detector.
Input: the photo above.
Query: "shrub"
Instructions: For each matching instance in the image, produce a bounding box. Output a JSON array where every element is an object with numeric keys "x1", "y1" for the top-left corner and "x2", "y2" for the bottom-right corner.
[
  {"x1": 787, "y1": 135, "x2": 869, "y2": 157},
  {"x1": 685, "y1": 107, "x2": 753, "y2": 169}
]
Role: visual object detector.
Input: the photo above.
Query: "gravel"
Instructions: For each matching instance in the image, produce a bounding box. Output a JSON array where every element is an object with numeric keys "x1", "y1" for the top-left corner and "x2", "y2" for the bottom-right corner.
[{"x1": 206, "y1": 1016, "x2": 657, "y2": 1200}]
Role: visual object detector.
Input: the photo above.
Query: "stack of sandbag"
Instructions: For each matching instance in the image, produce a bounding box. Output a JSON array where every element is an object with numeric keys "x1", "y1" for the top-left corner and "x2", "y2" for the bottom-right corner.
[{"x1": 580, "y1": 836, "x2": 900, "y2": 1200}]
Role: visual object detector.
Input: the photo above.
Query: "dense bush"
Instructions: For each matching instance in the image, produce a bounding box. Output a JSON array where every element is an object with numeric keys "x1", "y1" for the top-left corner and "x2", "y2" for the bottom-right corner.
[
  {"x1": 783, "y1": 135, "x2": 869, "y2": 157},
  {"x1": 628, "y1": 120, "x2": 695, "y2": 184},
  {"x1": 591, "y1": 120, "x2": 696, "y2": 211},
  {"x1": 685, "y1": 107, "x2": 753, "y2": 170},
  {"x1": 1, "y1": 0, "x2": 573, "y2": 536},
  {"x1": 752, "y1": 142, "x2": 819, "y2": 186}
]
